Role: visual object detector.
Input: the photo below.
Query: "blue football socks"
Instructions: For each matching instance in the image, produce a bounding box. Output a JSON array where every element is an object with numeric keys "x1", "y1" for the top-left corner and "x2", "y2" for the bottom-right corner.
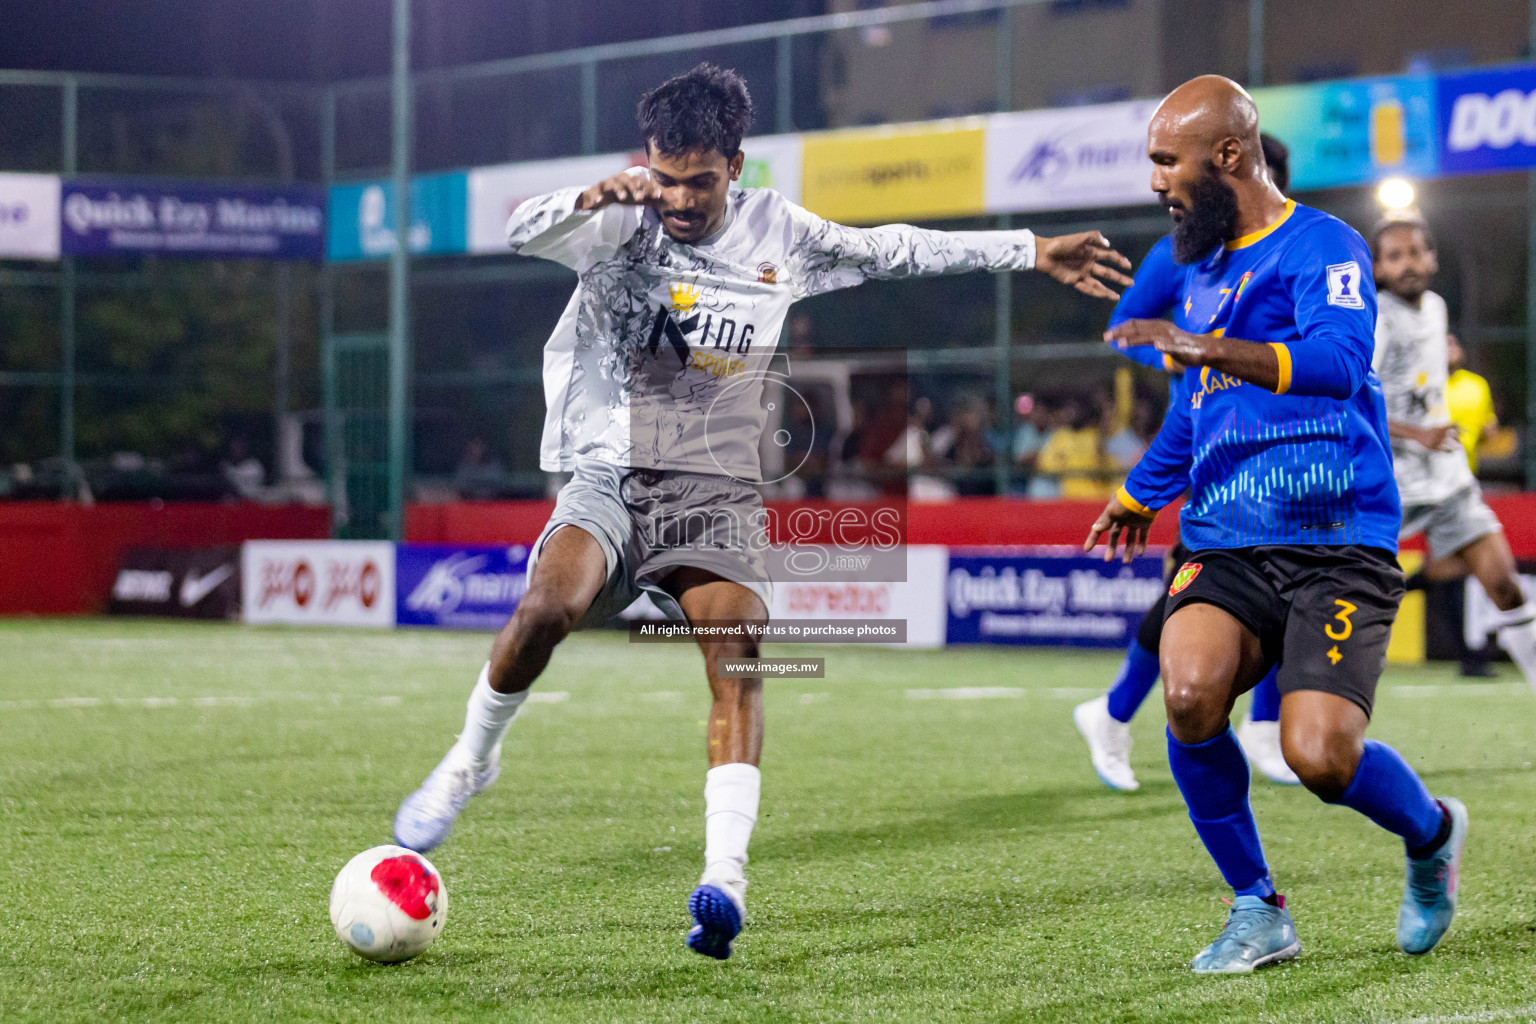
[
  {"x1": 1248, "y1": 666, "x2": 1281, "y2": 723},
  {"x1": 1168, "y1": 727, "x2": 1275, "y2": 898},
  {"x1": 1331, "y1": 739, "x2": 1445, "y2": 852},
  {"x1": 1105, "y1": 640, "x2": 1162, "y2": 724}
]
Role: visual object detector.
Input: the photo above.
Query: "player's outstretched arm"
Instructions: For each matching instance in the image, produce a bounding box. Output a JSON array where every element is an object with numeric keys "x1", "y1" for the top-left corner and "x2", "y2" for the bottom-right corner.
[
  {"x1": 786, "y1": 204, "x2": 1130, "y2": 299},
  {"x1": 506, "y1": 169, "x2": 651, "y2": 269},
  {"x1": 1035, "y1": 232, "x2": 1135, "y2": 300},
  {"x1": 1104, "y1": 319, "x2": 1286, "y2": 391}
]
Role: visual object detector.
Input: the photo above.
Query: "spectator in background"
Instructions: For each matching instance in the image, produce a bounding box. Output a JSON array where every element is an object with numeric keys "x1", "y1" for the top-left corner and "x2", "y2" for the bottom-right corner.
[
  {"x1": 454, "y1": 437, "x2": 510, "y2": 500},
  {"x1": 1036, "y1": 392, "x2": 1107, "y2": 499},
  {"x1": 1446, "y1": 332, "x2": 1497, "y2": 474},
  {"x1": 859, "y1": 379, "x2": 910, "y2": 493},
  {"x1": 1012, "y1": 393, "x2": 1055, "y2": 495},
  {"x1": 221, "y1": 437, "x2": 265, "y2": 500},
  {"x1": 1101, "y1": 393, "x2": 1154, "y2": 473},
  {"x1": 787, "y1": 313, "x2": 817, "y2": 362},
  {"x1": 781, "y1": 388, "x2": 829, "y2": 498},
  {"x1": 930, "y1": 392, "x2": 995, "y2": 496}
]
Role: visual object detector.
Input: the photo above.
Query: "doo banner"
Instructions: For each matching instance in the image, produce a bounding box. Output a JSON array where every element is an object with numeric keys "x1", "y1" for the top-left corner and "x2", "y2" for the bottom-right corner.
[
  {"x1": 1437, "y1": 64, "x2": 1536, "y2": 176},
  {"x1": 396, "y1": 544, "x2": 530, "y2": 630},
  {"x1": 801, "y1": 119, "x2": 986, "y2": 224},
  {"x1": 242, "y1": 541, "x2": 395, "y2": 627},
  {"x1": 61, "y1": 181, "x2": 324, "y2": 260},
  {"x1": 1252, "y1": 75, "x2": 1439, "y2": 190},
  {"x1": 945, "y1": 547, "x2": 1164, "y2": 648},
  {"x1": 985, "y1": 100, "x2": 1158, "y2": 214},
  {"x1": 109, "y1": 546, "x2": 241, "y2": 619},
  {"x1": 0, "y1": 173, "x2": 61, "y2": 260},
  {"x1": 467, "y1": 153, "x2": 636, "y2": 255},
  {"x1": 328, "y1": 171, "x2": 467, "y2": 262}
]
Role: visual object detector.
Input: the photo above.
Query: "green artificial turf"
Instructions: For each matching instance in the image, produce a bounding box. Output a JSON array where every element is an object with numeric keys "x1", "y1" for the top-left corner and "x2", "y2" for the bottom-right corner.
[{"x1": 2, "y1": 619, "x2": 1534, "y2": 1023}]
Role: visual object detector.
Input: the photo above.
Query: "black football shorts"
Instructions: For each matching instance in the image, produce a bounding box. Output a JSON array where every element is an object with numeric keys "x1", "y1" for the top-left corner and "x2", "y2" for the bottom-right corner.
[
  {"x1": 1135, "y1": 539, "x2": 1193, "y2": 654},
  {"x1": 1161, "y1": 545, "x2": 1404, "y2": 717}
]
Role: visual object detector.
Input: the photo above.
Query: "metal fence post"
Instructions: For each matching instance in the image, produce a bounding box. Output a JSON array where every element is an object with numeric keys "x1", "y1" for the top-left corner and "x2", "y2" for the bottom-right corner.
[
  {"x1": 1247, "y1": 0, "x2": 1265, "y2": 87},
  {"x1": 59, "y1": 77, "x2": 78, "y2": 479},
  {"x1": 775, "y1": 34, "x2": 793, "y2": 134},
  {"x1": 992, "y1": 13, "x2": 1015, "y2": 496},
  {"x1": 388, "y1": 0, "x2": 413, "y2": 541},
  {"x1": 580, "y1": 60, "x2": 598, "y2": 155}
]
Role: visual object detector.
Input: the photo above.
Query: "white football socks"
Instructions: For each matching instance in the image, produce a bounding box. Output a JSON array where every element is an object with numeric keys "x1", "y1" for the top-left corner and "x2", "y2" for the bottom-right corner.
[
  {"x1": 452, "y1": 662, "x2": 528, "y2": 769},
  {"x1": 1494, "y1": 603, "x2": 1536, "y2": 692},
  {"x1": 702, "y1": 762, "x2": 761, "y2": 885}
]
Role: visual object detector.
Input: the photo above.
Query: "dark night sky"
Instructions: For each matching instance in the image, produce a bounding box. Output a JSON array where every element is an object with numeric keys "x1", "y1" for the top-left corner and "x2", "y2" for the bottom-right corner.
[{"x1": 0, "y1": 0, "x2": 823, "y2": 81}]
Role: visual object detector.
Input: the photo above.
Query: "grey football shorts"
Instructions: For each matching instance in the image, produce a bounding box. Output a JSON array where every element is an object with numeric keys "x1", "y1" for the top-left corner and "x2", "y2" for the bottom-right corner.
[
  {"x1": 530, "y1": 460, "x2": 773, "y2": 627},
  {"x1": 1400, "y1": 483, "x2": 1502, "y2": 561}
]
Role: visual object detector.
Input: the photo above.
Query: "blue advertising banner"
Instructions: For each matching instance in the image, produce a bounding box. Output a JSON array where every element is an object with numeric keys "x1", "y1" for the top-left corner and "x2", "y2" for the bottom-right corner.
[
  {"x1": 328, "y1": 171, "x2": 467, "y2": 262},
  {"x1": 1437, "y1": 63, "x2": 1536, "y2": 176},
  {"x1": 396, "y1": 544, "x2": 529, "y2": 630},
  {"x1": 60, "y1": 181, "x2": 325, "y2": 261},
  {"x1": 1252, "y1": 74, "x2": 1439, "y2": 190},
  {"x1": 945, "y1": 547, "x2": 1164, "y2": 648}
]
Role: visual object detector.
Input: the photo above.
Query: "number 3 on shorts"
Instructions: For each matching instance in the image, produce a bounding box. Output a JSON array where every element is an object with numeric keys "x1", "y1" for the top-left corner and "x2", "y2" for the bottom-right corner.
[{"x1": 1325, "y1": 599, "x2": 1356, "y2": 641}]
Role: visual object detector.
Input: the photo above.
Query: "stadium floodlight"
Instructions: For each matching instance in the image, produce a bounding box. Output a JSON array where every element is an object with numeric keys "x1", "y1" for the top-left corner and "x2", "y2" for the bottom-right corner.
[{"x1": 1377, "y1": 177, "x2": 1416, "y2": 211}]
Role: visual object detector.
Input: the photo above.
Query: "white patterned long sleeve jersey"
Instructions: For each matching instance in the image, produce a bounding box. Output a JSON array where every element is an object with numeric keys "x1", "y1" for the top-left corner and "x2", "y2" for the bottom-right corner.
[{"x1": 508, "y1": 178, "x2": 1035, "y2": 481}]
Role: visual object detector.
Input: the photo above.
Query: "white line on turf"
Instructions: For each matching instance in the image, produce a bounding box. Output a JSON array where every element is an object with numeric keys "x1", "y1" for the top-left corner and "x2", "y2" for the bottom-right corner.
[
  {"x1": 907, "y1": 687, "x2": 1024, "y2": 700},
  {"x1": 1386, "y1": 683, "x2": 1528, "y2": 697},
  {"x1": 0, "y1": 691, "x2": 571, "y2": 710},
  {"x1": 1387, "y1": 1004, "x2": 1536, "y2": 1024}
]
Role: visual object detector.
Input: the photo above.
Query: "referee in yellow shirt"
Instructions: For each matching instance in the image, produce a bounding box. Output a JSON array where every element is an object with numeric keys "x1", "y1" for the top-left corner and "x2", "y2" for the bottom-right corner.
[{"x1": 1446, "y1": 332, "x2": 1497, "y2": 472}]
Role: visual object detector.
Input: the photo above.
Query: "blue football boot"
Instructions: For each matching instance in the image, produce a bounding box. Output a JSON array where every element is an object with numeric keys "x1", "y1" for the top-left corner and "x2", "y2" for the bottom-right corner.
[
  {"x1": 1398, "y1": 797, "x2": 1468, "y2": 955},
  {"x1": 1191, "y1": 894, "x2": 1301, "y2": 974},
  {"x1": 686, "y1": 876, "x2": 746, "y2": 960}
]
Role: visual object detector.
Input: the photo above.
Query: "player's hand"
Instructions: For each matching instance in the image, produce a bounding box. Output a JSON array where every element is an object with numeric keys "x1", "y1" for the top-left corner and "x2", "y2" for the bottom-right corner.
[
  {"x1": 1416, "y1": 423, "x2": 1461, "y2": 452},
  {"x1": 1034, "y1": 232, "x2": 1133, "y2": 300},
  {"x1": 1104, "y1": 319, "x2": 1214, "y2": 367},
  {"x1": 575, "y1": 170, "x2": 662, "y2": 212},
  {"x1": 1084, "y1": 492, "x2": 1155, "y2": 564}
]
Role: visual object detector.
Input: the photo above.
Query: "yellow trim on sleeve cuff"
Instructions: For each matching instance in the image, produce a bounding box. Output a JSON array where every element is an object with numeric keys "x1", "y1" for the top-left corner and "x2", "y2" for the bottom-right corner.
[
  {"x1": 1115, "y1": 486, "x2": 1156, "y2": 518},
  {"x1": 1269, "y1": 342, "x2": 1293, "y2": 395},
  {"x1": 1161, "y1": 353, "x2": 1178, "y2": 373}
]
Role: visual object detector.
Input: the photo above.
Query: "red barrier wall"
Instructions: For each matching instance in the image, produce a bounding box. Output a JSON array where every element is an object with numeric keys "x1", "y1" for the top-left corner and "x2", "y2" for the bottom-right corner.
[
  {"x1": 0, "y1": 503, "x2": 329, "y2": 615},
  {"x1": 406, "y1": 494, "x2": 1536, "y2": 554},
  {"x1": 404, "y1": 497, "x2": 1189, "y2": 547}
]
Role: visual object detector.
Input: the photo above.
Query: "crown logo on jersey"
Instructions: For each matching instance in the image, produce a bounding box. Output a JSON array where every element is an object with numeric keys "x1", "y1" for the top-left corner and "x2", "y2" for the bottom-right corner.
[{"x1": 669, "y1": 283, "x2": 700, "y2": 312}]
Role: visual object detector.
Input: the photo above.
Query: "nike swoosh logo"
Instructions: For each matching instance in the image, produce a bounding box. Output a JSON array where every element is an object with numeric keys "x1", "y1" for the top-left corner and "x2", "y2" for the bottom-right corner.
[{"x1": 179, "y1": 564, "x2": 234, "y2": 607}]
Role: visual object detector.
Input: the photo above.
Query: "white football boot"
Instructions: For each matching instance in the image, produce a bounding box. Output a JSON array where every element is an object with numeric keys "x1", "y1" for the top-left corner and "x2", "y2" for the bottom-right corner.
[
  {"x1": 393, "y1": 743, "x2": 501, "y2": 852},
  {"x1": 1073, "y1": 695, "x2": 1138, "y2": 791},
  {"x1": 1236, "y1": 716, "x2": 1301, "y2": 785}
]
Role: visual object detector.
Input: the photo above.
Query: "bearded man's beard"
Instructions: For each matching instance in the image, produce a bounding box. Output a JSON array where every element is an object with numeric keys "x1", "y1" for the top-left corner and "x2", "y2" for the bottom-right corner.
[{"x1": 1169, "y1": 165, "x2": 1240, "y2": 264}]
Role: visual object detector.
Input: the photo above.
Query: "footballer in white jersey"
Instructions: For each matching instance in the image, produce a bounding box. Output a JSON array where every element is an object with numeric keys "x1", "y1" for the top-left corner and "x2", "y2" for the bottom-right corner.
[
  {"x1": 392, "y1": 63, "x2": 1134, "y2": 960},
  {"x1": 1371, "y1": 217, "x2": 1536, "y2": 690}
]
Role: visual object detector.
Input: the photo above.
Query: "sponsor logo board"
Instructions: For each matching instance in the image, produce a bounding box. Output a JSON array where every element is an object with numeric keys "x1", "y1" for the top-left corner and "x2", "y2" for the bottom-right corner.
[
  {"x1": 0, "y1": 173, "x2": 62, "y2": 260},
  {"x1": 946, "y1": 546, "x2": 1164, "y2": 648},
  {"x1": 802, "y1": 119, "x2": 986, "y2": 223},
  {"x1": 242, "y1": 541, "x2": 395, "y2": 627},
  {"x1": 327, "y1": 171, "x2": 467, "y2": 262},
  {"x1": 767, "y1": 545, "x2": 947, "y2": 648},
  {"x1": 984, "y1": 100, "x2": 1158, "y2": 214},
  {"x1": 1437, "y1": 64, "x2": 1536, "y2": 175},
  {"x1": 61, "y1": 180, "x2": 324, "y2": 261},
  {"x1": 396, "y1": 544, "x2": 530, "y2": 630},
  {"x1": 109, "y1": 546, "x2": 241, "y2": 619}
]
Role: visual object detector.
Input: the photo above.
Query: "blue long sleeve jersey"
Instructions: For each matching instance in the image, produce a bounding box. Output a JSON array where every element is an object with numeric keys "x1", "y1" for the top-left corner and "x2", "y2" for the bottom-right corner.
[{"x1": 1116, "y1": 201, "x2": 1401, "y2": 552}]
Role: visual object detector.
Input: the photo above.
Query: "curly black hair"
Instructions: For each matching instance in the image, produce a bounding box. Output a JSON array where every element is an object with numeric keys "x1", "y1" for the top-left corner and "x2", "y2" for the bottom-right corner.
[
  {"x1": 1259, "y1": 132, "x2": 1290, "y2": 193},
  {"x1": 1369, "y1": 214, "x2": 1435, "y2": 256},
  {"x1": 637, "y1": 63, "x2": 754, "y2": 158}
]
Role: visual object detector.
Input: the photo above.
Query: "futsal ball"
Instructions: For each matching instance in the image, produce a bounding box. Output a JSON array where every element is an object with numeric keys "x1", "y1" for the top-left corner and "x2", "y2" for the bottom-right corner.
[{"x1": 329, "y1": 845, "x2": 448, "y2": 962}]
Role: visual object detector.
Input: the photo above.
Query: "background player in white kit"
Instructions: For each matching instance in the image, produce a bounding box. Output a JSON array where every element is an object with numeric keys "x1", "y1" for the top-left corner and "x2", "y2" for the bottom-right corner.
[
  {"x1": 391, "y1": 63, "x2": 1134, "y2": 960},
  {"x1": 1371, "y1": 216, "x2": 1536, "y2": 689}
]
